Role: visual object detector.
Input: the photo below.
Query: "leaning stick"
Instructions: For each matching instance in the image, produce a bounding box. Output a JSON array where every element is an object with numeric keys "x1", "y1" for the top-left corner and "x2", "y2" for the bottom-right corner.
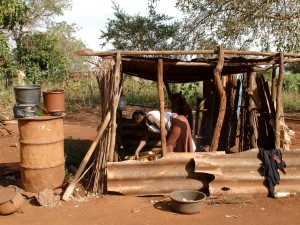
[{"x1": 62, "y1": 111, "x2": 111, "y2": 201}]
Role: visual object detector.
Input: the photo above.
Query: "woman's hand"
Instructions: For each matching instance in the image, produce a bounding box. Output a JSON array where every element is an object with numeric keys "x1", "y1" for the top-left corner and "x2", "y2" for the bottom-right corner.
[{"x1": 134, "y1": 150, "x2": 140, "y2": 160}]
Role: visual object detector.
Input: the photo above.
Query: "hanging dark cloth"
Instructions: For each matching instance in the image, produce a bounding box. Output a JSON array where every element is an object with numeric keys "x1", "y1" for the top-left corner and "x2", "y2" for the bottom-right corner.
[{"x1": 258, "y1": 148, "x2": 286, "y2": 198}]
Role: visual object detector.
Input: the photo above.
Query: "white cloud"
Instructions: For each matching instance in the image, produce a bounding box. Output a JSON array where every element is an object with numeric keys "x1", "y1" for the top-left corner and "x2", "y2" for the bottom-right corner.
[{"x1": 56, "y1": 0, "x2": 182, "y2": 50}]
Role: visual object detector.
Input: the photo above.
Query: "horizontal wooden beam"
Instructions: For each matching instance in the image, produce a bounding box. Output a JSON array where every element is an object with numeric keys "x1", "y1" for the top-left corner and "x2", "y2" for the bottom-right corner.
[{"x1": 75, "y1": 49, "x2": 289, "y2": 57}]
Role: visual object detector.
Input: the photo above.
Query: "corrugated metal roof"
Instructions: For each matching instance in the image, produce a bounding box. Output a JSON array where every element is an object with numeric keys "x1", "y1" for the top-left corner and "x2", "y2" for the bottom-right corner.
[{"x1": 121, "y1": 56, "x2": 275, "y2": 83}]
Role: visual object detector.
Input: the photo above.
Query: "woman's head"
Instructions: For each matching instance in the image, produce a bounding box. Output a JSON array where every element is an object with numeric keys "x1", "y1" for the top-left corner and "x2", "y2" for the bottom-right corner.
[{"x1": 132, "y1": 110, "x2": 146, "y2": 126}]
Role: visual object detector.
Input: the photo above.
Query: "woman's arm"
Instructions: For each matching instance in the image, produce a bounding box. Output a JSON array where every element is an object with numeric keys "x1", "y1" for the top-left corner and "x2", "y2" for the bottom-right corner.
[{"x1": 134, "y1": 131, "x2": 150, "y2": 158}]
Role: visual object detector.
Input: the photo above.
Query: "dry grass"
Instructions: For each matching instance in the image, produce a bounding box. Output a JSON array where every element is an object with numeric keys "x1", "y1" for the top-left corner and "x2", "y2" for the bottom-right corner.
[{"x1": 206, "y1": 193, "x2": 255, "y2": 205}]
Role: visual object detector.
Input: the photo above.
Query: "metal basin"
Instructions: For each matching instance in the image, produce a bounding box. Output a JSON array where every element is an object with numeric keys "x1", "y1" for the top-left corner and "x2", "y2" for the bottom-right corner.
[
  {"x1": 170, "y1": 190, "x2": 206, "y2": 214},
  {"x1": 0, "y1": 186, "x2": 24, "y2": 215}
]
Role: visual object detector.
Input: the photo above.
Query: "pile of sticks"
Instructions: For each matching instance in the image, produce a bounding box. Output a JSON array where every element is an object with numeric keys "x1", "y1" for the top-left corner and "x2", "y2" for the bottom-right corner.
[{"x1": 92, "y1": 54, "x2": 123, "y2": 193}]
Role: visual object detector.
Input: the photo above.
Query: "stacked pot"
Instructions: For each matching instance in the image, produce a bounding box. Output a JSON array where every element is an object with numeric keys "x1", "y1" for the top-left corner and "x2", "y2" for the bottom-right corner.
[
  {"x1": 13, "y1": 85, "x2": 41, "y2": 118},
  {"x1": 13, "y1": 86, "x2": 65, "y2": 118}
]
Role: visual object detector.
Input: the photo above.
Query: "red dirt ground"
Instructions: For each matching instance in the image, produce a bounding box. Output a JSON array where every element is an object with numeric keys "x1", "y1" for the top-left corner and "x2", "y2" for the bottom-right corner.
[{"x1": 1, "y1": 110, "x2": 300, "y2": 225}]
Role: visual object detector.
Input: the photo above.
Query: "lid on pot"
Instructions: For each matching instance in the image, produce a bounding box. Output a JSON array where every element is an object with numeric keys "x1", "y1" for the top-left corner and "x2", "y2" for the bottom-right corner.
[{"x1": 0, "y1": 186, "x2": 18, "y2": 204}]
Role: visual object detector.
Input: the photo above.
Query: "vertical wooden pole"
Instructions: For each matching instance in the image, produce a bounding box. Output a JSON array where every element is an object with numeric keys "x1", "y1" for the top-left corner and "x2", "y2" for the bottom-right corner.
[
  {"x1": 271, "y1": 64, "x2": 277, "y2": 102},
  {"x1": 210, "y1": 45, "x2": 226, "y2": 152},
  {"x1": 248, "y1": 70, "x2": 258, "y2": 148},
  {"x1": 109, "y1": 51, "x2": 121, "y2": 162},
  {"x1": 203, "y1": 79, "x2": 215, "y2": 147},
  {"x1": 157, "y1": 59, "x2": 167, "y2": 156},
  {"x1": 275, "y1": 53, "x2": 284, "y2": 149}
]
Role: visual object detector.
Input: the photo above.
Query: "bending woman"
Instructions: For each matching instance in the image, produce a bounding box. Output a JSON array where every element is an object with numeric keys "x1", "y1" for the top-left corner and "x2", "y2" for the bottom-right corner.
[{"x1": 132, "y1": 110, "x2": 195, "y2": 158}]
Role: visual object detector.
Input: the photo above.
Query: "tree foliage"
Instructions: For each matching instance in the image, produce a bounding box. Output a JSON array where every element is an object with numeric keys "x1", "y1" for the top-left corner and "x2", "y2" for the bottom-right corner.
[
  {"x1": 12, "y1": 0, "x2": 72, "y2": 47},
  {"x1": 174, "y1": 0, "x2": 300, "y2": 52},
  {"x1": 0, "y1": 0, "x2": 29, "y2": 30},
  {"x1": 100, "y1": 3, "x2": 181, "y2": 51},
  {"x1": 0, "y1": 0, "x2": 29, "y2": 65},
  {"x1": 286, "y1": 62, "x2": 300, "y2": 74},
  {"x1": 16, "y1": 32, "x2": 66, "y2": 83},
  {"x1": 47, "y1": 22, "x2": 90, "y2": 72},
  {"x1": 0, "y1": 0, "x2": 90, "y2": 86},
  {"x1": 16, "y1": 22, "x2": 89, "y2": 84},
  {"x1": 148, "y1": 0, "x2": 300, "y2": 52}
]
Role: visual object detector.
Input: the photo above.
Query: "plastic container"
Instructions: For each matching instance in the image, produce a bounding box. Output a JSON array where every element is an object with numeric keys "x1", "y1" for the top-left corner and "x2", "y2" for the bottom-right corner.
[
  {"x1": 274, "y1": 192, "x2": 297, "y2": 198},
  {"x1": 42, "y1": 90, "x2": 65, "y2": 115},
  {"x1": 13, "y1": 104, "x2": 38, "y2": 118},
  {"x1": 14, "y1": 85, "x2": 41, "y2": 105}
]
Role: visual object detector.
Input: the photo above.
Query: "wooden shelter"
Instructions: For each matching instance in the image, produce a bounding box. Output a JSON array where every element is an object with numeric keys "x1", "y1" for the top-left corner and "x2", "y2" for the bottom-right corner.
[{"x1": 70, "y1": 46, "x2": 300, "y2": 195}]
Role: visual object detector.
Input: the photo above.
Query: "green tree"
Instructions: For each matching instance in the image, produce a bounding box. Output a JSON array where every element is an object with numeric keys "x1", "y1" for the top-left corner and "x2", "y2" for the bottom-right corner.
[
  {"x1": 286, "y1": 62, "x2": 300, "y2": 74},
  {"x1": 149, "y1": 0, "x2": 300, "y2": 52},
  {"x1": 12, "y1": 0, "x2": 72, "y2": 48},
  {"x1": 16, "y1": 22, "x2": 90, "y2": 84},
  {"x1": 1, "y1": 0, "x2": 91, "y2": 85},
  {"x1": 16, "y1": 32, "x2": 66, "y2": 83},
  {"x1": 0, "y1": 0, "x2": 29, "y2": 64},
  {"x1": 100, "y1": 3, "x2": 181, "y2": 50},
  {"x1": 47, "y1": 21, "x2": 90, "y2": 72},
  {"x1": 173, "y1": 0, "x2": 300, "y2": 52}
]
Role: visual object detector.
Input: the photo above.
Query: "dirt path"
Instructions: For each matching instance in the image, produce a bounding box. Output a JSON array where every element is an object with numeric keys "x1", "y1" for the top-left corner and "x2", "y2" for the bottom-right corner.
[{"x1": 1, "y1": 112, "x2": 300, "y2": 224}]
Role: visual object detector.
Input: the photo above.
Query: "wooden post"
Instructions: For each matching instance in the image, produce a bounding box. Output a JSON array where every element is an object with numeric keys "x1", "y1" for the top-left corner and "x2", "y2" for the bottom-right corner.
[
  {"x1": 210, "y1": 45, "x2": 226, "y2": 152},
  {"x1": 157, "y1": 59, "x2": 167, "y2": 156},
  {"x1": 202, "y1": 79, "x2": 215, "y2": 147},
  {"x1": 195, "y1": 97, "x2": 205, "y2": 136},
  {"x1": 275, "y1": 53, "x2": 284, "y2": 149},
  {"x1": 109, "y1": 51, "x2": 121, "y2": 162},
  {"x1": 271, "y1": 64, "x2": 277, "y2": 102},
  {"x1": 248, "y1": 70, "x2": 258, "y2": 148}
]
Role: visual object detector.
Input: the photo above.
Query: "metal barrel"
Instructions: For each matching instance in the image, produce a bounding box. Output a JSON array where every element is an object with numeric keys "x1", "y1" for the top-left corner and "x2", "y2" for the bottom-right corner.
[{"x1": 18, "y1": 115, "x2": 65, "y2": 193}]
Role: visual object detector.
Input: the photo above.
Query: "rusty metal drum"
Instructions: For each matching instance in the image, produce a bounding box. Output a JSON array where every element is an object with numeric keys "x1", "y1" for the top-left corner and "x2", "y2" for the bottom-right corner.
[{"x1": 18, "y1": 115, "x2": 65, "y2": 193}]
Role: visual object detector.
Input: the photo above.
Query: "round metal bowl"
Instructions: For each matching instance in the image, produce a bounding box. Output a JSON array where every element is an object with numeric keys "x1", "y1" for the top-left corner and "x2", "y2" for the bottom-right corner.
[
  {"x1": 0, "y1": 186, "x2": 24, "y2": 215},
  {"x1": 169, "y1": 190, "x2": 206, "y2": 214}
]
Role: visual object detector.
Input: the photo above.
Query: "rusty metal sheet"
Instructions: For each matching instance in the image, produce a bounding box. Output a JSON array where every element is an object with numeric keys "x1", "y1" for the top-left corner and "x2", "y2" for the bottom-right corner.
[
  {"x1": 194, "y1": 149, "x2": 300, "y2": 195},
  {"x1": 108, "y1": 178, "x2": 206, "y2": 196},
  {"x1": 107, "y1": 149, "x2": 300, "y2": 196},
  {"x1": 107, "y1": 153, "x2": 216, "y2": 196},
  {"x1": 209, "y1": 179, "x2": 300, "y2": 195}
]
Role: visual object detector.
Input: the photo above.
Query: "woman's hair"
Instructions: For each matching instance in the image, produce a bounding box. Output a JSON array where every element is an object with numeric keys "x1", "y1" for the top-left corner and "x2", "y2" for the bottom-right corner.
[{"x1": 132, "y1": 110, "x2": 145, "y2": 121}]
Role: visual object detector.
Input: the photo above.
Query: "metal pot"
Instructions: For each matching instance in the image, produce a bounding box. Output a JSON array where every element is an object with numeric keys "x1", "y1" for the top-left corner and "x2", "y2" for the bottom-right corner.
[
  {"x1": 170, "y1": 190, "x2": 206, "y2": 214},
  {"x1": 0, "y1": 186, "x2": 24, "y2": 215}
]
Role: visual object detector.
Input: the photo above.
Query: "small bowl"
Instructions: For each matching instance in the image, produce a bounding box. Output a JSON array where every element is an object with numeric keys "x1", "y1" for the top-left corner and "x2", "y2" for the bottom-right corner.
[
  {"x1": 170, "y1": 190, "x2": 206, "y2": 214},
  {"x1": 0, "y1": 186, "x2": 24, "y2": 215}
]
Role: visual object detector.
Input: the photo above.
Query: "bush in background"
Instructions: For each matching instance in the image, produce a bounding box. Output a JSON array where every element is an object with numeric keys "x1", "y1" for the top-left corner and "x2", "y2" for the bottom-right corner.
[{"x1": 1, "y1": 72, "x2": 300, "y2": 118}]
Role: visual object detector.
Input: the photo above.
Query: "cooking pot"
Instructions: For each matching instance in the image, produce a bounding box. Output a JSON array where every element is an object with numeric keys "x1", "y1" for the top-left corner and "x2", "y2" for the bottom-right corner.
[
  {"x1": 0, "y1": 186, "x2": 24, "y2": 215},
  {"x1": 170, "y1": 190, "x2": 206, "y2": 214}
]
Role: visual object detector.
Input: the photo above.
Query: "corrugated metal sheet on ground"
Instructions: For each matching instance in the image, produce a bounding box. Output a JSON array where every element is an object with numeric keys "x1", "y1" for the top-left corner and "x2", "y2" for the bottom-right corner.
[{"x1": 107, "y1": 149, "x2": 300, "y2": 196}]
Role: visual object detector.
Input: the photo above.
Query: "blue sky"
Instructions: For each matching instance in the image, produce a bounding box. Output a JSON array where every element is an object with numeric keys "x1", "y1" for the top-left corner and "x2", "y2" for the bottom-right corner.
[{"x1": 56, "y1": 0, "x2": 182, "y2": 50}]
